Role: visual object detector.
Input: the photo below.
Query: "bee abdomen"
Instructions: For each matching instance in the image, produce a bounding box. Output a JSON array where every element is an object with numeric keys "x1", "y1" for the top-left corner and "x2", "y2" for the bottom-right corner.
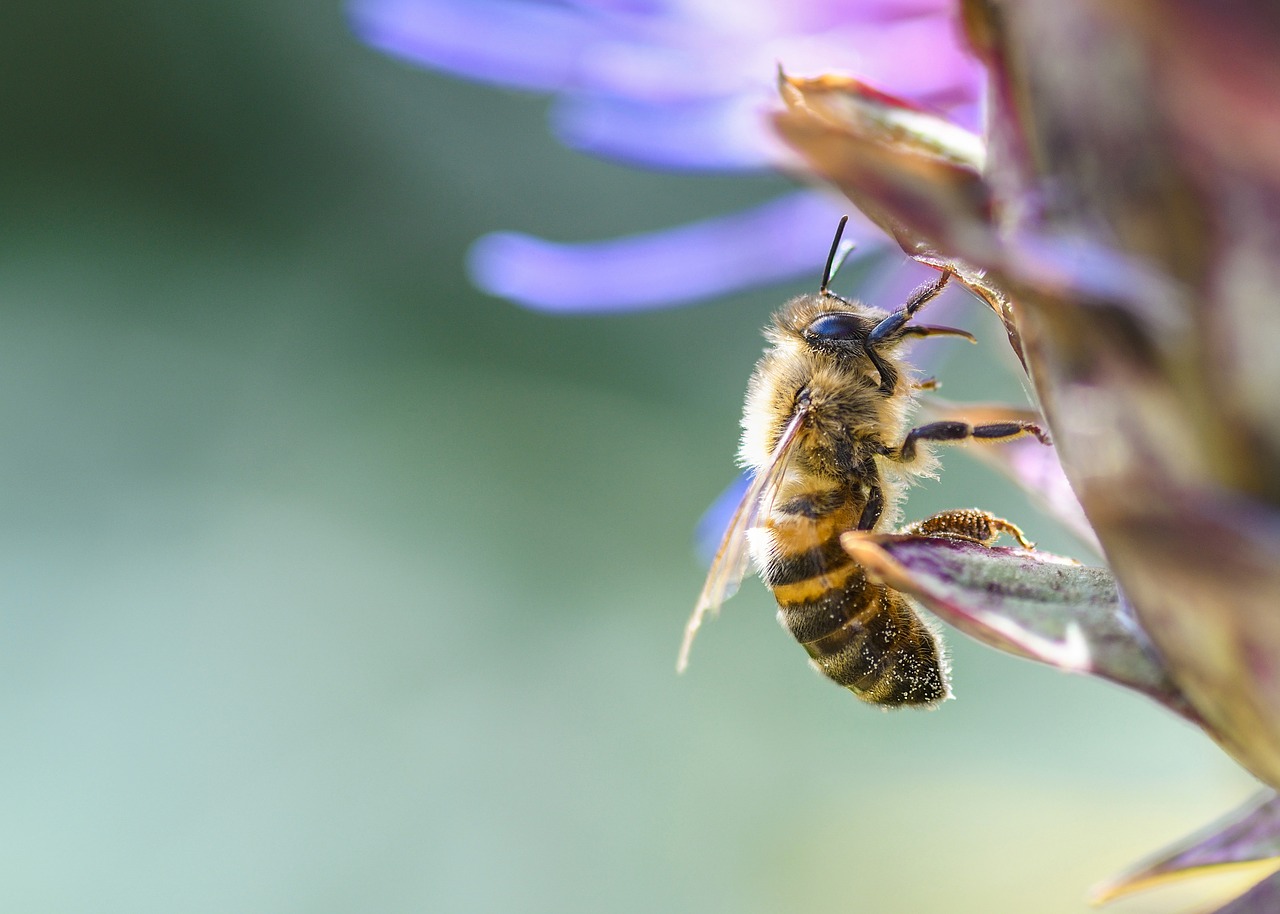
[
  {"x1": 764, "y1": 491, "x2": 949, "y2": 707},
  {"x1": 802, "y1": 591, "x2": 948, "y2": 706},
  {"x1": 763, "y1": 538, "x2": 852, "y2": 588},
  {"x1": 776, "y1": 574, "x2": 948, "y2": 707}
]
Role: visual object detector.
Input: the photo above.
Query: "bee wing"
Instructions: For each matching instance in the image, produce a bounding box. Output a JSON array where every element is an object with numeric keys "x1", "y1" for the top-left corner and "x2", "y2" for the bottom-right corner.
[{"x1": 677, "y1": 407, "x2": 808, "y2": 672}]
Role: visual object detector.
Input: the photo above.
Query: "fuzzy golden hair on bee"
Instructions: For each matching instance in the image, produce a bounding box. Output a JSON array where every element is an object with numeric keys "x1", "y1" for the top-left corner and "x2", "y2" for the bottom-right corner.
[
  {"x1": 678, "y1": 216, "x2": 1048, "y2": 708},
  {"x1": 739, "y1": 290, "x2": 939, "y2": 520}
]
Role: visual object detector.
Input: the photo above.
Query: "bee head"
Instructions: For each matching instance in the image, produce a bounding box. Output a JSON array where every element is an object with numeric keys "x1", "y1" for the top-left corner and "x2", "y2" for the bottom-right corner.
[
  {"x1": 768, "y1": 292, "x2": 881, "y2": 361},
  {"x1": 799, "y1": 299, "x2": 877, "y2": 356},
  {"x1": 783, "y1": 215, "x2": 881, "y2": 358}
]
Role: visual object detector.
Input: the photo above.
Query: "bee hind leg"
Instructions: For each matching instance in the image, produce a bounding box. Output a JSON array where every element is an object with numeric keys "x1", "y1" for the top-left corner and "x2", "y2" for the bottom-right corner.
[{"x1": 902, "y1": 508, "x2": 1035, "y2": 550}]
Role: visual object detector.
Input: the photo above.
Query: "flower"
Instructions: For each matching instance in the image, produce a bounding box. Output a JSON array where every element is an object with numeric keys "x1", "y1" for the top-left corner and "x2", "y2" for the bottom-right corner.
[
  {"x1": 769, "y1": 3, "x2": 1280, "y2": 911},
  {"x1": 348, "y1": 0, "x2": 984, "y2": 311}
]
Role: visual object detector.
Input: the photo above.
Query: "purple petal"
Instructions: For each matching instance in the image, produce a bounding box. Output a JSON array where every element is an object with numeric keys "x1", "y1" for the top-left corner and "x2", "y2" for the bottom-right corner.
[
  {"x1": 550, "y1": 94, "x2": 781, "y2": 170},
  {"x1": 985, "y1": 436, "x2": 1099, "y2": 551},
  {"x1": 694, "y1": 472, "x2": 750, "y2": 566},
  {"x1": 466, "y1": 192, "x2": 865, "y2": 312},
  {"x1": 784, "y1": 0, "x2": 955, "y2": 28},
  {"x1": 349, "y1": 0, "x2": 601, "y2": 92},
  {"x1": 1094, "y1": 792, "x2": 1280, "y2": 904},
  {"x1": 783, "y1": 16, "x2": 984, "y2": 119}
]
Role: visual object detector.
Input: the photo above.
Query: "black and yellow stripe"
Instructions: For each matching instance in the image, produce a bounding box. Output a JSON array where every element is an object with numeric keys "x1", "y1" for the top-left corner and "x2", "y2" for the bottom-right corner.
[{"x1": 763, "y1": 492, "x2": 947, "y2": 706}]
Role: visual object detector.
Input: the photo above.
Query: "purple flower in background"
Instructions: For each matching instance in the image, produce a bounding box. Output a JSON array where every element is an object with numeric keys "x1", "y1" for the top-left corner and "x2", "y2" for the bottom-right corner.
[{"x1": 349, "y1": 0, "x2": 983, "y2": 311}]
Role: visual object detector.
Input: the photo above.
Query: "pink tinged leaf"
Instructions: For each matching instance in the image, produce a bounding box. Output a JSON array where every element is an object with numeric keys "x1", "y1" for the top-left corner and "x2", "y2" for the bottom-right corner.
[
  {"x1": 1093, "y1": 791, "x2": 1280, "y2": 905},
  {"x1": 839, "y1": 533, "x2": 1202, "y2": 724}
]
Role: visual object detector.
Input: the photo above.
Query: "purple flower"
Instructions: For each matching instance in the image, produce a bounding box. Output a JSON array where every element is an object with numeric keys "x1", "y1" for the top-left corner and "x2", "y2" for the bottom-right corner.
[{"x1": 349, "y1": 0, "x2": 984, "y2": 310}]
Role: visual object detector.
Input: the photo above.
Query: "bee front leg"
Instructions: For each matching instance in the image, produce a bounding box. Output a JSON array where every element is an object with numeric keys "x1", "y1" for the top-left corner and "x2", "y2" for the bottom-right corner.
[
  {"x1": 867, "y1": 272, "x2": 953, "y2": 345},
  {"x1": 866, "y1": 271, "x2": 955, "y2": 394},
  {"x1": 901, "y1": 508, "x2": 1035, "y2": 549}
]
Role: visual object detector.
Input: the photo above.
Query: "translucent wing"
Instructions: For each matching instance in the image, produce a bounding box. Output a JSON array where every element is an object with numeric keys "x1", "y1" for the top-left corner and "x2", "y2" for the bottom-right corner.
[{"x1": 677, "y1": 407, "x2": 808, "y2": 672}]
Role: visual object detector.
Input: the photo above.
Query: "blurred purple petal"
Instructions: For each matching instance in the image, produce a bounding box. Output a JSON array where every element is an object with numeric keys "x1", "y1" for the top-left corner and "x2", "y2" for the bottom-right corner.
[
  {"x1": 694, "y1": 471, "x2": 750, "y2": 566},
  {"x1": 550, "y1": 94, "x2": 781, "y2": 170},
  {"x1": 980, "y1": 434, "x2": 1099, "y2": 552},
  {"x1": 353, "y1": 0, "x2": 986, "y2": 169},
  {"x1": 349, "y1": 0, "x2": 601, "y2": 92},
  {"x1": 921, "y1": 401, "x2": 1101, "y2": 551},
  {"x1": 783, "y1": 16, "x2": 984, "y2": 125},
  {"x1": 1094, "y1": 791, "x2": 1280, "y2": 904},
  {"x1": 353, "y1": 0, "x2": 992, "y2": 311},
  {"x1": 466, "y1": 191, "x2": 857, "y2": 312},
  {"x1": 727, "y1": 0, "x2": 955, "y2": 30}
]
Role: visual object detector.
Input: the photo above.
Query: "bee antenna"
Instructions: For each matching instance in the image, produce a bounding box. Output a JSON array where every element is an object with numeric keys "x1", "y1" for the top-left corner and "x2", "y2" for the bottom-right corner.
[{"x1": 820, "y1": 215, "x2": 851, "y2": 295}]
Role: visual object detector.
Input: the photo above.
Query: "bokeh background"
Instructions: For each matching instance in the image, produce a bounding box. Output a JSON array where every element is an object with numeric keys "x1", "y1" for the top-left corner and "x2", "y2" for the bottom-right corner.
[{"x1": 0, "y1": 3, "x2": 1258, "y2": 913}]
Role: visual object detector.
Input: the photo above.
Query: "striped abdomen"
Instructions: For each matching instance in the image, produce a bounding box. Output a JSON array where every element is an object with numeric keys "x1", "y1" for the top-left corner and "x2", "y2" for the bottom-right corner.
[{"x1": 762, "y1": 493, "x2": 949, "y2": 707}]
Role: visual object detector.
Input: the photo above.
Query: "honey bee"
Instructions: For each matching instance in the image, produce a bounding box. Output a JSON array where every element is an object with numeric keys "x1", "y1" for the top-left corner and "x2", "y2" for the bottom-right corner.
[{"x1": 678, "y1": 217, "x2": 1046, "y2": 707}]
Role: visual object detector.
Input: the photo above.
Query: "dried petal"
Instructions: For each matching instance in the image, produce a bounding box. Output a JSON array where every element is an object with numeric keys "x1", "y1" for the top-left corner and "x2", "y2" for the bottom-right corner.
[
  {"x1": 771, "y1": 72, "x2": 1034, "y2": 364},
  {"x1": 773, "y1": 70, "x2": 995, "y2": 264},
  {"x1": 1093, "y1": 791, "x2": 1280, "y2": 904},
  {"x1": 839, "y1": 533, "x2": 1201, "y2": 723}
]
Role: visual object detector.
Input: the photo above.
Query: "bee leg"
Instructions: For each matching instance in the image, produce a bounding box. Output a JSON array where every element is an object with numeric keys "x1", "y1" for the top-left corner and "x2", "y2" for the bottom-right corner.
[
  {"x1": 866, "y1": 347, "x2": 898, "y2": 395},
  {"x1": 866, "y1": 271, "x2": 954, "y2": 393},
  {"x1": 900, "y1": 325, "x2": 976, "y2": 344},
  {"x1": 867, "y1": 271, "x2": 953, "y2": 344},
  {"x1": 902, "y1": 508, "x2": 1035, "y2": 549},
  {"x1": 894, "y1": 419, "x2": 1051, "y2": 463},
  {"x1": 857, "y1": 469, "x2": 885, "y2": 532}
]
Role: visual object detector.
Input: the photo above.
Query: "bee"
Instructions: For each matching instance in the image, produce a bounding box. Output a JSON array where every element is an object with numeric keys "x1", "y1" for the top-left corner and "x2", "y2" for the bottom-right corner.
[{"x1": 678, "y1": 217, "x2": 1046, "y2": 707}]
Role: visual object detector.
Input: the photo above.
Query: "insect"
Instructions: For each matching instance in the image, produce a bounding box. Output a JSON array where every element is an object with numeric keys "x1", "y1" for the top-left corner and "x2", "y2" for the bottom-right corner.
[{"x1": 678, "y1": 217, "x2": 1047, "y2": 707}]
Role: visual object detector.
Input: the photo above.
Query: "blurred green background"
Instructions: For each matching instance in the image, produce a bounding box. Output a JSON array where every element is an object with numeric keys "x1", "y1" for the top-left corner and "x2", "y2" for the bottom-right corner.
[{"x1": 0, "y1": 3, "x2": 1257, "y2": 913}]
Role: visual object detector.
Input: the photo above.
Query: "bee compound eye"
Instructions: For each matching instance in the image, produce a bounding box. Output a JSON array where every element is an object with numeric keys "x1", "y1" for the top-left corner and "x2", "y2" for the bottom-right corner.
[{"x1": 805, "y1": 313, "x2": 865, "y2": 342}]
